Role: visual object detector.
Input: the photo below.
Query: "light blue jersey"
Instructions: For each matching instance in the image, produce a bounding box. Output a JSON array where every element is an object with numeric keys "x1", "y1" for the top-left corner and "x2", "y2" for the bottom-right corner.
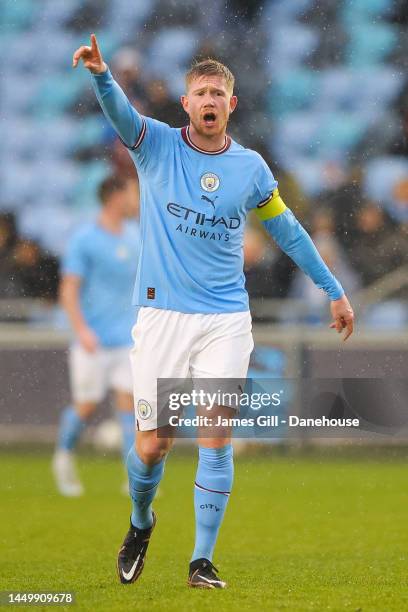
[
  {"x1": 63, "y1": 221, "x2": 140, "y2": 347},
  {"x1": 92, "y1": 69, "x2": 343, "y2": 314}
]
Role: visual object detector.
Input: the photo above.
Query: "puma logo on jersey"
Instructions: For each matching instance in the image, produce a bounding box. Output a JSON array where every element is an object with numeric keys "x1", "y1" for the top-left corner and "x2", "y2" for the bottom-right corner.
[{"x1": 201, "y1": 195, "x2": 218, "y2": 208}]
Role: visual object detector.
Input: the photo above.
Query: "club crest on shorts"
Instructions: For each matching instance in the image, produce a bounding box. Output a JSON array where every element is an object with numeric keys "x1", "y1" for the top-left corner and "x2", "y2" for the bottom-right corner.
[
  {"x1": 200, "y1": 172, "x2": 220, "y2": 192},
  {"x1": 137, "y1": 399, "x2": 152, "y2": 420}
]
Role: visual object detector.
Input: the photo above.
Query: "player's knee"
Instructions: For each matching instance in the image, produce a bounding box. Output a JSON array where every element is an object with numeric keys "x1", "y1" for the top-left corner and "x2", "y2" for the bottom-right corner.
[
  {"x1": 136, "y1": 436, "x2": 172, "y2": 466},
  {"x1": 75, "y1": 402, "x2": 97, "y2": 420}
]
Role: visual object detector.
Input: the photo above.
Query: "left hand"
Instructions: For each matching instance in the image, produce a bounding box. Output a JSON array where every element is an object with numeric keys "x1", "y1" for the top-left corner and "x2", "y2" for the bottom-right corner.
[{"x1": 330, "y1": 294, "x2": 354, "y2": 341}]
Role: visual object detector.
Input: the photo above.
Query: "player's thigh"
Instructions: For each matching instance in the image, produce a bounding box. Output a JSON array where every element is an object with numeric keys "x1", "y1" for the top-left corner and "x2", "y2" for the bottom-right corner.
[
  {"x1": 75, "y1": 401, "x2": 99, "y2": 419},
  {"x1": 69, "y1": 344, "x2": 107, "y2": 404},
  {"x1": 191, "y1": 311, "x2": 254, "y2": 379},
  {"x1": 114, "y1": 390, "x2": 134, "y2": 412},
  {"x1": 190, "y1": 312, "x2": 253, "y2": 433},
  {"x1": 129, "y1": 308, "x2": 192, "y2": 431}
]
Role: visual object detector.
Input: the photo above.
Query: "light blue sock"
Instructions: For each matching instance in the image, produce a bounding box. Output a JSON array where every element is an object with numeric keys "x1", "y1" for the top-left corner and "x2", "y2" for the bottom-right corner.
[
  {"x1": 127, "y1": 446, "x2": 165, "y2": 530},
  {"x1": 117, "y1": 411, "x2": 135, "y2": 464},
  {"x1": 192, "y1": 445, "x2": 234, "y2": 562},
  {"x1": 57, "y1": 406, "x2": 86, "y2": 451}
]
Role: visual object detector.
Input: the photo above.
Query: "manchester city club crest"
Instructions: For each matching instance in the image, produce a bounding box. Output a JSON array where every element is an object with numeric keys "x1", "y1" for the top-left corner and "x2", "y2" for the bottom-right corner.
[
  {"x1": 200, "y1": 172, "x2": 220, "y2": 192},
  {"x1": 137, "y1": 399, "x2": 152, "y2": 420}
]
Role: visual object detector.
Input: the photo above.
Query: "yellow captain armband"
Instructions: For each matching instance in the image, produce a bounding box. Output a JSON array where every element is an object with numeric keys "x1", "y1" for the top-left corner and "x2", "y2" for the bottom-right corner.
[{"x1": 254, "y1": 188, "x2": 286, "y2": 221}]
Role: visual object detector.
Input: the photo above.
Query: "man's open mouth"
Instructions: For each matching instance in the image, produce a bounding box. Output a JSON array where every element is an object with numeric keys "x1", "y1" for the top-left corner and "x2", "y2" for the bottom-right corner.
[{"x1": 203, "y1": 112, "x2": 217, "y2": 126}]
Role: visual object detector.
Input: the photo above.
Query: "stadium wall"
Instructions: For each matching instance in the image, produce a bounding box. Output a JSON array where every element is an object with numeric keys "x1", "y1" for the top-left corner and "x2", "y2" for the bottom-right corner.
[{"x1": 1, "y1": 324, "x2": 407, "y2": 445}]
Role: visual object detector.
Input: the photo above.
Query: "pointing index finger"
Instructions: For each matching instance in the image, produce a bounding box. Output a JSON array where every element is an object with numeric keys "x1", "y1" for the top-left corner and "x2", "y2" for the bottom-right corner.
[{"x1": 91, "y1": 33, "x2": 99, "y2": 54}]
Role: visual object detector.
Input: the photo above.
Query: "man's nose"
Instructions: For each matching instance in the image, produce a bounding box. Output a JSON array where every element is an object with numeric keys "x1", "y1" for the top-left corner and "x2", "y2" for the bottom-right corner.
[{"x1": 202, "y1": 93, "x2": 216, "y2": 105}]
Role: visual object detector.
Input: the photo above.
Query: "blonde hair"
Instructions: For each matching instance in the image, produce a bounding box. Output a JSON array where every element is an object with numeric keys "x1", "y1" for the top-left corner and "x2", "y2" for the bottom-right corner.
[{"x1": 185, "y1": 58, "x2": 235, "y2": 93}]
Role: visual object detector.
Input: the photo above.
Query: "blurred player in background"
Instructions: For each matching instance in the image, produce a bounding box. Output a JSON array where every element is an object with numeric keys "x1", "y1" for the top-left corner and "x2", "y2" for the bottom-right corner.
[
  {"x1": 52, "y1": 175, "x2": 140, "y2": 496},
  {"x1": 73, "y1": 35, "x2": 354, "y2": 588}
]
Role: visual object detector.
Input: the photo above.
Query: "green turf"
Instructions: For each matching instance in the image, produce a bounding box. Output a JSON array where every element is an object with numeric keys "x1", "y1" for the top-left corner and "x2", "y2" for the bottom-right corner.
[{"x1": 1, "y1": 449, "x2": 407, "y2": 611}]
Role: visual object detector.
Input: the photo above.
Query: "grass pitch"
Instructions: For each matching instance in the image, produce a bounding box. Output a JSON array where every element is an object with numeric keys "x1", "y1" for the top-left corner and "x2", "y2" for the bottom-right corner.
[{"x1": 1, "y1": 448, "x2": 407, "y2": 611}]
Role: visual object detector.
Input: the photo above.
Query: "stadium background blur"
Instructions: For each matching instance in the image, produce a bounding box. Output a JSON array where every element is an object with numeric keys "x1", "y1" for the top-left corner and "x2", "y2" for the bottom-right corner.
[{"x1": 1, "y1": 0, "x2": 408, "y2": 442}]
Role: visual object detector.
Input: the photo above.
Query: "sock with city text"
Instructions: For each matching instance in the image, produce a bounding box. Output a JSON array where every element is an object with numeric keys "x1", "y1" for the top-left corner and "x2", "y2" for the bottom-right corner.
[{"x1": 191, "y1": 444, "x2": 233, "y2": 562}]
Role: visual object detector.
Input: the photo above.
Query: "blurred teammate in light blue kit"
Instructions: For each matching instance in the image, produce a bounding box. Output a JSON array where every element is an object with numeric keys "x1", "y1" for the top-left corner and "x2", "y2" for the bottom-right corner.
[{"x1": 53, "y1": 175, "x2": 140, "y2": 496}]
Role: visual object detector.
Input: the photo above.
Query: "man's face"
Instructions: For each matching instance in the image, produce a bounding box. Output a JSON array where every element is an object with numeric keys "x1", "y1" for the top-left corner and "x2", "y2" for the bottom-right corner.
[
  {"x1": 180, "y1": 75, "x2": 237, "y2": 138},
  {"x1": 107, "y1": 188, "x2": 133, "y2": 218}
]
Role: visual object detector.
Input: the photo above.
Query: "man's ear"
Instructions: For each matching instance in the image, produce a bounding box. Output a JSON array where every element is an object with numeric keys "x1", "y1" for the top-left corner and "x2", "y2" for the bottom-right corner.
[
  {"x1": 230, "y1": 95, "x2": 238, "y2": 113},
  {"x1": 180, "y1": 94, "x2": 189, "y2": 114}
]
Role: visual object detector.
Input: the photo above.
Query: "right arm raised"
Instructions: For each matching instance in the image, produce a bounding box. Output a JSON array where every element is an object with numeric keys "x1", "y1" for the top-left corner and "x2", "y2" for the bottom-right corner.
[{"x1": 73, "y1": 34, "x2": 143, "y2": 148}]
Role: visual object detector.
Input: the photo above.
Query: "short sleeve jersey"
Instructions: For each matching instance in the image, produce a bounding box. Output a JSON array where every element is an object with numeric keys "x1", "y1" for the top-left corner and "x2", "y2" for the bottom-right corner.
[{"x1": 63, "y1": 221, "x2": 140, "y2": 347}]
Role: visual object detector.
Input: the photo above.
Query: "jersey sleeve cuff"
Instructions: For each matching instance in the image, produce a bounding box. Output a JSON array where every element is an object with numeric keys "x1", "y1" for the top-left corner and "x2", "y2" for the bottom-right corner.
[
  {"x1": 118, "y1": 117, "x2": 147, "y2": 150},
  {"x1": 327, "y1": 281, "x2": 345, "y2": 301},
  {"x1": 90, "y1": 65, "x2": 112, "y2": 83}
]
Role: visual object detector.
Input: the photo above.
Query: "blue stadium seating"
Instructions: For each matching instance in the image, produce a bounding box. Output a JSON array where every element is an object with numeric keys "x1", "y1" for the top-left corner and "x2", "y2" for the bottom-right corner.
[{"x1": 1, "y1": 0, "x2": 406, "y2": 248}]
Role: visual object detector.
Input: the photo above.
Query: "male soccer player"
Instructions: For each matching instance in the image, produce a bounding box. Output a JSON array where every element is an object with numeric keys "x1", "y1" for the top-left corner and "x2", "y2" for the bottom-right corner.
[
  {"x1": 73, "y1": 35, "x2": 354, "y2": 588},
  {"x1": 53, "y1": 175, "x2": 140, "y2": 496}
]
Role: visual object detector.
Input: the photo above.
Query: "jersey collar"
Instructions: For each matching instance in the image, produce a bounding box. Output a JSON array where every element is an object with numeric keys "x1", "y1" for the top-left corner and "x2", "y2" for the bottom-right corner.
[{"x1": 181, "y1": 126, "x2": 231, "y2": 155}]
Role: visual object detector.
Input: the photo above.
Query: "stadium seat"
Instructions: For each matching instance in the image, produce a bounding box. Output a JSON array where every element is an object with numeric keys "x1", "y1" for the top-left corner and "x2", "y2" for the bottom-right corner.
[
  {"x1": 1, "y1": 160, "x2": 36, "y2": 208},
  {"x1": 72, "y1": 161, "x2": 111, "y2": 209},
  {"x1": 2, "y1": 31, "x2": 79, "y2": 72},
  {"x1": 148, "y1": 28, "x2": 199, "y2": 74},
  {"x1": 273, "y1": 112, "x2": 321, "y2": 159},
  {"x1": 0, "y1": 117, "x2": 104, "y2": 161},
  {"x1": 317, "y1": 111, "x2": 371, "y2": 156},
  {"x1": 35, "y1": 160, "x2": 82, "y2": 203},
  {"x1": 277, "y1": 157, "x2": 338, "y2": 197},
  {"x1": 2, "y1": 74, "x2": 40, "y2": 114},
  {"x1": 345, "y1": 23, "x2": 398, "y2": 67},
  {"x1": 0, "y1": 119, "x2": 41, "y2": 159},
  {"x1": 265, "y1": 25, "x2": 320, "y2": 69},
  {"x1": 268, "y1": 69, "x2": 319, "y2": 115},
  {"x1": 318, "y1": 67, "x2": 404, "y2": 112},
  {"x1": 36, "y1": 0, "x2": 83, "y2": 25},
  {"x1": 18, "y1": 203, "x2": 77, "y2": 255},
  {"x1": 1, "y1": 159, "x2": 79, "y2": 210},
  {"x1": 262, "y1": 0, "x2": 316, "y2": 21},
  {"x1": 341, "y1": 0, "x2": 394, "y2": 22},
  {"x1": 69, "y1": 116, "x2": 107, "y2": 153},
  {"x1": 0, "y1": 0, "x2": 38, "y2": 31},
  {"x1": 33, "y1": 74, "x2": 87, "y2": 117},
  {"x1": 276, "y1": 109, "x2": 374, "y2": 168},
  {"x1": 106, "y1": 0, "x2": 153, "y2": 30}
]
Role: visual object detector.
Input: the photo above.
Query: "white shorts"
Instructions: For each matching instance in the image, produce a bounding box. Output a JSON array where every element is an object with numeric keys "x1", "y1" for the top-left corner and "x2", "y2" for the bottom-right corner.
[
  {"x1": 129, "y1": 307, "x2": 254, "y2": 431},
  {"x1": 69, "y1": 344, "x2": 133, "y2": 404}
]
